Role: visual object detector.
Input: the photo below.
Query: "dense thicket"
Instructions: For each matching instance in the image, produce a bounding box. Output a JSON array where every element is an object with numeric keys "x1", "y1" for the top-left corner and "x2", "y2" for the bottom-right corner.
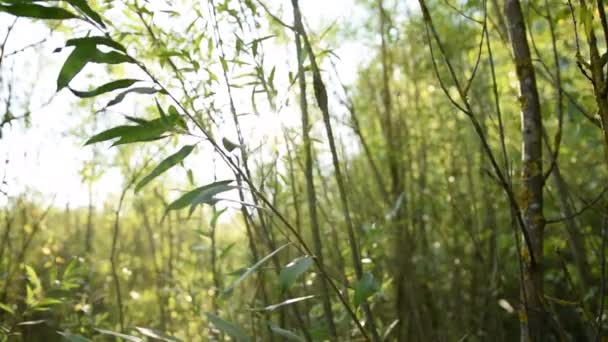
[{"x1": 0, "y1": 0, "x2": 607, "y2": 341}]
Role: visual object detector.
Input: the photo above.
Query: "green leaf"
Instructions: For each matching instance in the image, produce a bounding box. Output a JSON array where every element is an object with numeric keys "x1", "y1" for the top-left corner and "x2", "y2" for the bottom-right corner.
[
  {"x1": 135, "y1": 145, "x2": 196, "y2": 192},
  {"x1": 166, "y1": 180, "x2": 234, "y2": 211},
  {"x1": 95, "y1": 329, "x2": 142, "y2": 342},
  {"x1": 58, "y1": 332, "x2": 91, "y2": 342},
  {"x1": 85, "y1": 125, "x2": 138, "y2": 145},
  {"x1": 57, "y1": 43, "x2": 96, "y2": 91},
  {"x1": 222, "y1": 137, "x2": 239, "y2": 152},
  {"x1": 70, "y1": 79, "x2": 140, "y2": 98},
  {"x1": 104, "y1": 87, "x2": 159, "y2": 108},
  {"x1": 353, "y1": 272, "x2": 379, "y2": 308},
  {"x1": 224, "y1": 243, "x2": 290, "y2": 295},
  {"x1": 206, "y1": 313, "x2": 250, "y2": 342},
  {"x1": 259, "y1": 295, "x2": 315, "y2": 312},
  {"x1": 24, "y1": 265, "x2": 41, "y2": 292},
  {"x1": 0, "y1": 303, "x2": 14, "y2": 316},
  {"x1": 66, "y1": 36, "x2": 126, "y2": 52},
  {"x1": 188, "y1": 183, "x2": 237, "y2": 215},
  {"x1": 0, "y1": 3, "x2": 78, "y2": 20},
  {"x1": 66, "y1": 0, "x2": 105, "y2": 27},
  {"x1": 85, "y1": 124, "x2": 166, "y2": 146},
  {"x1": 111, "y1": 127, "x2": 166, "y2": 146},
  {"x1": 35, "y1": 298, "x2": 63, "y2": 307},
  {"x1": 210, "y1": 208, "x2": 228, "y2": 227},
  {"x1": 91, "y1": 50, "x2": 133, "y2": 64},
  {"x1": 218, "y1": 241, "x2": 236, "y2": 259},
  {"x1": 17, "y1": 319, "x2": 46, "y2": 326},
  {"x1": 135, "y1": 327, "x2": 181, "y2": 342},
  {"x1": 279, "y1": 256, "x2": 313, "y2": 291},
  {"x1": 268, "y1": 325, "x2": 305, "y2": 342}
]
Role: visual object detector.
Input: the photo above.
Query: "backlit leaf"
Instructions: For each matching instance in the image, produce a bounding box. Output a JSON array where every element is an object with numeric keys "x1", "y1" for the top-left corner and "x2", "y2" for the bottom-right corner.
[
  {"x1": 166, "y1": 180, "x2": 234, "y2": 211},
  {"x1": 57, "y1": 43, "x2": 96, "y2": 91},
  {"x1": 135, "y1": 327, "x2": 181, "y2": 342},
  {"x1": 104, "y1": 87, "x2": 159, "y2": 108},
  {"x1": 135, "y1": 145, "x2": 196, "y2": 192},
  {"x1": 0, "y1": 3, "x2": 77, "y2": 20},
  {"x1": 70, "y1": 79, "x2": 140, "y2": 98},
  {"x1": 66, "y1": 36, "x2": 126, "y2": 52},
  {"x1": 95, "y1": 329, "x2": 142, "y2": 342},
  {"x1": 66, "y1": 0, "x2": 105, "y2": 28}
]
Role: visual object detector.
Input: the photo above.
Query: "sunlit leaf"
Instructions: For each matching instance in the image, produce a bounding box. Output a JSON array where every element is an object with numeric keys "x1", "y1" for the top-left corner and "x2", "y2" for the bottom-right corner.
[
  {"x1": 104, "y1": 87, "x2": 160, "y2": 108},
  {"x1": 0, "y1": 3, "x2": 77, "y2": 20},
  {"x1": 135, "y1": 327, "x2": 181, "y2": 342},
  {"x1": 135, "y1": 145, "x2": 196, "y2": 192},
  {"x1": 279, "y1": 256, "x2": 313, "y2": 291},
  {"x1": 57, "y1": 43, "x2": 96, "y2": 91},
  {"x1": 0, "y1": 303, "x2": 14, "y2": 316},
  {"x1": 95, "y1": 329, "x2": 142, "y2": 342},
  {"x1": 222, "y1": 137, "x2": 239, "y2": 152},
  {"x1": 70, "y1": 79, "x2": 140, "y2": 98},
  {"x1": 17, "y1": 319, "x2": 45, "y2": 326},
  {"x1": 84, "y1": 125, "x2": 138, "y2": 145},
  {"x1": 258, "y1": 295, "x2": 315, "y2": 311},
  {"x1": 66, "y1": 0, "x2": 105, "y2": 28},
  {"x1": 24, "y1": 265, "x2": 41, "y2": 292},
  {"x1": 166, "y1": 180, "x2": 234, "y2": 211},
  {"x1": 206, "y1": 313, "x2": 250, "y2": 342},
  {"x1": 110, "y1": 127, "x2": 166, "y2": 146},
  {"x1": 188, "y1": 183, "x2": 237, "y2": 214},
  {"x1": 90, "y1": 50, "x2": 133, "y2": 64},
  {"x1": 66, "y1": 36, "x2": 126, "y2": 52}
]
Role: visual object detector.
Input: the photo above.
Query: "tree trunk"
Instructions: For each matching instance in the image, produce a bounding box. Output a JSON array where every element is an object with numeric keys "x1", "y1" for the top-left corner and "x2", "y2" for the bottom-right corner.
[{"x1": 504, "y1": 0, "x2": 546, "y2": 340}]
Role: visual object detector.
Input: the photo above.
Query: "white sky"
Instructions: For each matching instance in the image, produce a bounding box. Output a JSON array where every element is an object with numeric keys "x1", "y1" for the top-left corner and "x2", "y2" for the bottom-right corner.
[{"x1": 0, "y1": 0, "x2": 372, "y2": 208}]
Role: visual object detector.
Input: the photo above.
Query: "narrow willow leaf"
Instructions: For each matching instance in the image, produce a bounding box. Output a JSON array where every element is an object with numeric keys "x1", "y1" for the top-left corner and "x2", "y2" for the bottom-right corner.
[
  {"x1": 218, "y1": 241, "x2": 236, "y2": 259},
  {"x1": 66, "y1": 0, "x2": 105, "y2": 28},
  {"x1": 279, "y1": 256, "x2": 313, "y2": 291},
  {"x1": 222, "y1": 137, "x2": 239, "y2": 152},
  {"x1": 17, "y1": 320, "x2": 46, "y2": 326},
  {"x1": 57, "y1": 44, "x2": 96, "y2": 91},
  {"x1": 0, "y1": 3, "x2": 78, "y2": 19},
  {"x1": 85, "y1": 125, "x2": 137, "y2": 145},
  {"x1": 268, "y1": 325, "x2": 305, "y2": 342},
  {"x1": 24, "y1": 265, "x2": 41, "y2": 291},
  {"x1": 260, "y1": 295, "x2": 315, "y2": 312},
  {"x1": 166, "y1": 180, "x2": 233, "y2": 211},
  {"x1": 167, "y1": 106, "x2": 188, "y2": 130},
  {"x1": 188, "y1": 183, "x2": 237, "y2": 214},
  {"x1": 95, "y1": 329, "x2": 142, "y2": 342},
  {"x1": 104, "y1": 87, "x2": 159, "y2": 108},
  {"x1": 354, "y1": 272, "x2": 379, "y2": 308},
  {"x1": 0, "y1": 303, "x2": 14, "y2": 315},
  {"x1": 224, "y1": 243, "x2": 290, "y2": 295},
  {"x1": 70, "y1": 79, "x2": 139, "y2": 98},
  {"x1": 91, "y1": 50, "x2": 133, "y2": 64},
  {"x1": 58, "y1": 332, "x2": 91, "y2": 342},
  {"x1": 135, "y1": 145, "x2": 196, "y2": 192},
  {"x1": 210, "y1": 208, "x2": 228, "y2": 227},
  {"x1": 66, "y1": 36, "x2": 126, "y2": 52},
  {"x1": 110, "y1": 127, "x2": 166, "y2": 146},
  {"x1": 206, "y1": 313, "x2": 250, "y2": 342},
  {"x1": 135, "y1": 327, "x2": 181, "y2": 342}
]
